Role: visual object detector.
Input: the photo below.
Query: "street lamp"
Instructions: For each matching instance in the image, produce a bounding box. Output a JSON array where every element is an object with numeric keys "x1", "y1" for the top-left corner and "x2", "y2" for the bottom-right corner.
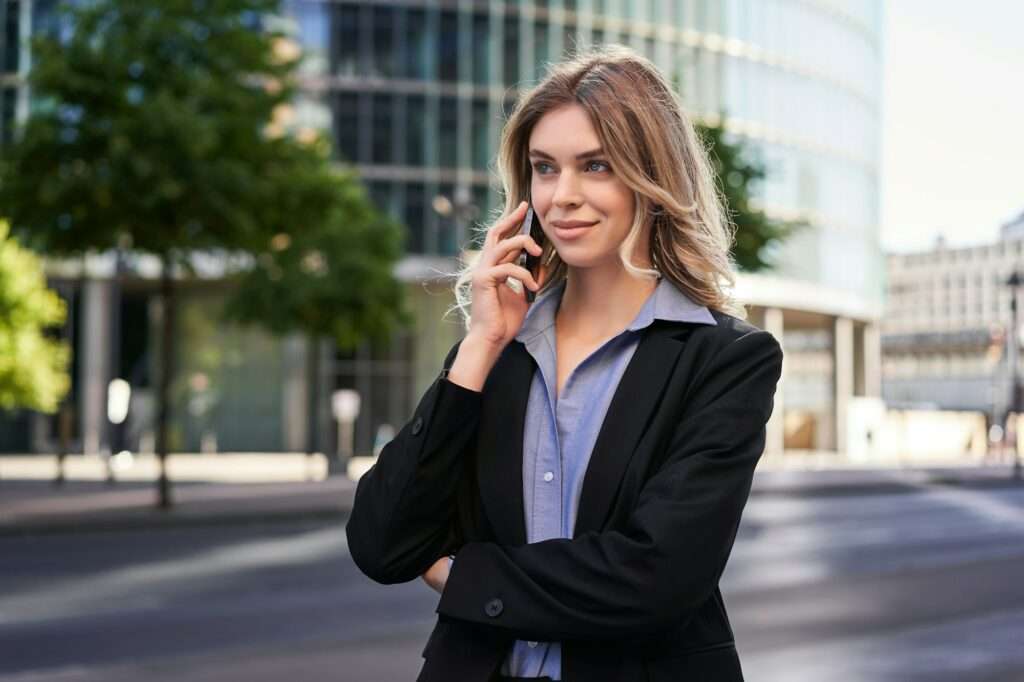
[{"x1": 1005, "y1": 271, "x2": 1022, "y2": 480}]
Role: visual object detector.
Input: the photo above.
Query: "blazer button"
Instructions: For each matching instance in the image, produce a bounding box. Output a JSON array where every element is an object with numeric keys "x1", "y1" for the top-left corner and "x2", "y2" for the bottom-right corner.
[
  {"x1": 484, "y1": 598, "x2": 504, "y2": 618},
  {"x1": 411, "y1": 416, "x2": 424, "y2": 435}
]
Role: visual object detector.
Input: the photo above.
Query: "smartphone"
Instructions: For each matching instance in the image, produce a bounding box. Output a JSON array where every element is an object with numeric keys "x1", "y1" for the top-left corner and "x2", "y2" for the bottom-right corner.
[{"x1": 517, "y1": 204, "x2": 546, "y2": 304}]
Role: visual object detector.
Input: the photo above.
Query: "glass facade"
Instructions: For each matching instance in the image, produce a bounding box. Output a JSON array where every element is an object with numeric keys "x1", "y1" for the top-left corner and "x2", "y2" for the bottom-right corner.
[{"x1": 274, "y1": 1, "x2": 882, "y2": 297}]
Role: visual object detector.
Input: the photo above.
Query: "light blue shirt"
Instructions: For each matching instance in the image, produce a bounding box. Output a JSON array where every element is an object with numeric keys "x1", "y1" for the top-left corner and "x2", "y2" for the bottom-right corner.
[{"x1": 454, "y1": 275, "x2": 716, "y2": 680}]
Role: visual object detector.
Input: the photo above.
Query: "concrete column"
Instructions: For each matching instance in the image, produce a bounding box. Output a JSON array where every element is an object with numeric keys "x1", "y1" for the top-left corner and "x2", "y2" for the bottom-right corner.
[
  {"x1": 762, "y1": 307, "x2": 785, "y2": 457},
  {"x1": 281, "y1": 333, "x2": 308, "y2": 452},
  {"x1": 862, "y1": 322, "x2": 882, "y2": 398},
  {"x1": 834, "y1": 316, "x2": 855, "y2": 454},
  {"x1": 79, "y1": 278, "x2": 112, "y2": 455}
]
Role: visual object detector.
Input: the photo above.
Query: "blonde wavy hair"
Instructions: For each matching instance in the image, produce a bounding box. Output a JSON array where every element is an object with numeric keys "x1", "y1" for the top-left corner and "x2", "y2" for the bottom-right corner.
[{"x1": 447, "y1": 43, "x2": 744, "y2": 329}]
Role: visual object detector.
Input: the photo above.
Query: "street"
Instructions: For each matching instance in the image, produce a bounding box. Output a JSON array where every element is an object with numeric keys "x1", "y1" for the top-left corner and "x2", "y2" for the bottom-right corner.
[{"x1": 2, "y1": 480, "x2": 1023, "y2": 681}]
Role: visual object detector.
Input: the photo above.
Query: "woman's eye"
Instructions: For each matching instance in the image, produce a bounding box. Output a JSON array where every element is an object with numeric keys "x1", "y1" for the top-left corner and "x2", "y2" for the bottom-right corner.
[{"x1": 532, "y1": 160, "x2": 610, "y2": 174}]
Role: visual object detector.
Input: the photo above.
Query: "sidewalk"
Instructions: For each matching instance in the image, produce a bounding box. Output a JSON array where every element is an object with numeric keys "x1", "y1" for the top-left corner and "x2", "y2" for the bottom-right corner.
[
  {"x1": 0, "y1": 476, "x2": 357, "y2": 536},
  {"x1": 2, "y1": 462, "x2": 1022, "y2": 536}
]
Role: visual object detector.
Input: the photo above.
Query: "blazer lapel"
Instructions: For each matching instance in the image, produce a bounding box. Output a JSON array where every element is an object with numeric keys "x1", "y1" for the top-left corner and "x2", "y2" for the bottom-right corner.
[
  {"x1": 476, "y1": 341, "x2": 533, "y2": 546},
  {"x1": 573, "y1": 322, "x2": 691, "y2": 537},
  {"x1": 475, "y1": 321, "x2": 694, "y2": 546}
]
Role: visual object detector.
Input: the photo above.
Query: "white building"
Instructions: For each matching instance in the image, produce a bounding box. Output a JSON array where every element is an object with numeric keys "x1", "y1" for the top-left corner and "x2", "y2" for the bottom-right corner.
[{"x1": 883, "y1": 209, "x2": 1024, "y2": 421}]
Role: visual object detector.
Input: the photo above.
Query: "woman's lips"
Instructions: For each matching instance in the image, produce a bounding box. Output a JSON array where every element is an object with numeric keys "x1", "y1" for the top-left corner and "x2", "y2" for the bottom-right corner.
[{"x1": 553, "y1": 220, "x2": 597, "y2": 240}]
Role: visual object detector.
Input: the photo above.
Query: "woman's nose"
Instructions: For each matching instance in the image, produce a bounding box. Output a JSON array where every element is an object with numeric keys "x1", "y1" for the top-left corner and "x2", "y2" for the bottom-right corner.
[{"x1": 551, "y1": 171, "x2": 583, "y2": 208}]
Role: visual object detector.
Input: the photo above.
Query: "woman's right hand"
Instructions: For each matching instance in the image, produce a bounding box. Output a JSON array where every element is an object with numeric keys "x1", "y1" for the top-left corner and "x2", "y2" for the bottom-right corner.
[{"x1": 467, "y1": 200, "x2": 545, "y2": 349}]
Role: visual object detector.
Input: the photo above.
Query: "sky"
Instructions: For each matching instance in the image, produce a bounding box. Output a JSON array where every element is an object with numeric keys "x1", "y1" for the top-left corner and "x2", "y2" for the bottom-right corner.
[{"x1": 881, "y1": 0, "x2": 1024, "y2": 253}]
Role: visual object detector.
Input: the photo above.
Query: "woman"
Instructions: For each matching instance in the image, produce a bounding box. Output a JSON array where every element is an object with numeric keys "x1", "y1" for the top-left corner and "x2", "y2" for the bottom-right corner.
[{"x1": 346, "y1": 44, "x2": 783, "y2": 682}]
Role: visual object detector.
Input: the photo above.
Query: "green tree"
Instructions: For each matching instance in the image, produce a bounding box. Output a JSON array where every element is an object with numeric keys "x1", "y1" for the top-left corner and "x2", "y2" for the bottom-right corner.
[
  {"x1": 696, "y1": 121, "x2": 807, "y2": 272},
  {"x1": 222, "y1": 174, "x2": 411, "y2": 460},
  {"x1": 0, "y1": 0, "x2": 405, "y2": 505},
  {"x1": 0, "y1": 222, "x2": 70, "y2": 414}
]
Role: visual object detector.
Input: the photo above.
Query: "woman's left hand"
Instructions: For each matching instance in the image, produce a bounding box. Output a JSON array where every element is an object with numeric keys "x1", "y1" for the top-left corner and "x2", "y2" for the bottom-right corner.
[{"x1": 421, "y1": 556, "x2": 451, "y2": 594}]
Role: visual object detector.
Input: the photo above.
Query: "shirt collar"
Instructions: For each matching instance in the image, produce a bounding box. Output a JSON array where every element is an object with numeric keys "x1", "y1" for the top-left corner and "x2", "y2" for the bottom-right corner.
[{"x1": 514, "y1": 275, "x2": 717, "y2": 344}]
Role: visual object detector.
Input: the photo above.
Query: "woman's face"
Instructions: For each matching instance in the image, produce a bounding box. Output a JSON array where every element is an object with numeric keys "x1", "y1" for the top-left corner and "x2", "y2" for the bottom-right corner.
[{"x1": 528, "y1": 103, "x2": 637, "y2": 270}]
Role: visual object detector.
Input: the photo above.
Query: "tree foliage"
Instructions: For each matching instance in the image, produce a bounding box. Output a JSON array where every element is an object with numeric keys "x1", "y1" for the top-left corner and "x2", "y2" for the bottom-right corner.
[
  {"x1": 0, "y1": 222, "x2": 70, "y2": 413},
  {"x1": 697, "y1": 121, "x2": 808, "y2": 272},
  {"x1": 0, "y1": 0, "x2": 407, "y2": 491}
]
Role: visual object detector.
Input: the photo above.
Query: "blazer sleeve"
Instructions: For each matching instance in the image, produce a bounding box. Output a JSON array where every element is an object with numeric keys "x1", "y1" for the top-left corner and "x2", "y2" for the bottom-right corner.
[
  {"x1": 346, "y1": 338, "x2": 482, "y2": 585},
  {"x1": 436, "y1": 329, "x2": 783, "y2": 641}
]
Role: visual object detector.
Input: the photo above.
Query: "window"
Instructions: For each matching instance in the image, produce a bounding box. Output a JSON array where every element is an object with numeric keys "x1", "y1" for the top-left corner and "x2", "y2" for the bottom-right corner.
[
  {"x1": 371, "y1": 94, "x2": 394, "y2": 164},
  {"x1": 472, "y1": 13, "x2": 490, "y2": 85},
  {"x1": 370, "y1": 6, "x2": 396, "y2": 78},
  {"x1": 403, "y1": 183, "x2": 427, "y2": 254},
  {"x1": 534, "y1": 20, "x2": 549, "y2": 82},
  {"x1": 470, "y1": 185, "x2": 490, "y2": 249},
  {"x1": 439, "y1": 10, "x2": 459, "y2": 83},
  {"x1": 367, "y1": 181, "x2": 393, "y2": 218},
  {"x1": 438, "y1": 182, "x2": 456, "y2": 256},
  {"x1": 503, "y1": 14, "x2": 519, "y2": 86},
  {"x1": 332, "y1": 91, "x2": 359, "y2": 162},
  {"x1": 330, "y1": 4, "x2": 359, "y2": 76},
  {"x1": 562, "y1": 23, "x2": 577, "y2": 60},
  {"x1": 404, "y1": 8, "x2": 429, "y2": 80},
  {"x1": 3, "y1": 1, "x2": 19, "y2": 74},
  {"x1": 471, "y1": 99, "x2": 490, "y2": 171},
  {"x1": 405, "y1": 95, "x2": 426, "y2": 167},
  {"x1": 1, "y1": 87, "x2": 15, "y2": 146},
  {"x1": 438, "y1": 96, "x2": 458, "y2": 168}
]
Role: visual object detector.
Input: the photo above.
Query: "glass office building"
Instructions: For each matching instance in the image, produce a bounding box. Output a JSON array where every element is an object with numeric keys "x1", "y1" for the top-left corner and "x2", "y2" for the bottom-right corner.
[{"x1": 1, "y1": 0, "x2": 884, "y2": 457}]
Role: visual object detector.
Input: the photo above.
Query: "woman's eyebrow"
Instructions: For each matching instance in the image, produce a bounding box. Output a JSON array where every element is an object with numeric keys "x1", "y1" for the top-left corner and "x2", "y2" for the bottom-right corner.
[{"x1": 528, "y1": 147, "x2": 605, "y2": 160}]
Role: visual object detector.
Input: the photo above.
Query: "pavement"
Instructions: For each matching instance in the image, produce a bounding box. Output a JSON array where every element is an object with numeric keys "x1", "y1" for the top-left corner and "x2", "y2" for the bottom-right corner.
[
  {"x1": 1, "y1": 461, "x2": 1022, "y2": 536},
  {"x1": 0, "y1": 477, "x2": 356, "y2": 536}
]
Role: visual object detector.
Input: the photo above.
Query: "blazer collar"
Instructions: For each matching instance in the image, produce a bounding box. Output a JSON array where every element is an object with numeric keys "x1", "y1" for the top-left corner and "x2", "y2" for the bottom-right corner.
[{"x1": 477, "y1": 289, "x2": 715, "y2": 545}]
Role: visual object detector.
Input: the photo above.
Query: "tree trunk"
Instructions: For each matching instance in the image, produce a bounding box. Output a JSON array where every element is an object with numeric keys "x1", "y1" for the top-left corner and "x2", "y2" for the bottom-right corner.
[{"x1": 155, "y1": 255, "x2": 175, "y2": 509}]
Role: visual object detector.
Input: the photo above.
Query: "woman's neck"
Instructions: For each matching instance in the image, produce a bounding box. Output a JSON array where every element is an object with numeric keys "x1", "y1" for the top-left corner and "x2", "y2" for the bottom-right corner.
[{"x1": 556, "y1": 264, "x2": 659, "y2": 342}]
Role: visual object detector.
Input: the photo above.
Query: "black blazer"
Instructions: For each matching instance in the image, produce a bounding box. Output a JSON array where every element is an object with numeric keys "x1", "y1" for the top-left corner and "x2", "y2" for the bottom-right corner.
[{"x1": 347, "y1": 310, "x2": 784, "y2": 682}]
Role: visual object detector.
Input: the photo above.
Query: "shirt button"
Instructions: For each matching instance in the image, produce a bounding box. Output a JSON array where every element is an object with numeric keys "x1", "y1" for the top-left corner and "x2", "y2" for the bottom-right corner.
[
  {"x1": 543, "y1": 471, "x2": 554, "y2": 482},
  {"x1": 527, "y1": 641, "x2": 539, "y2": 648}
]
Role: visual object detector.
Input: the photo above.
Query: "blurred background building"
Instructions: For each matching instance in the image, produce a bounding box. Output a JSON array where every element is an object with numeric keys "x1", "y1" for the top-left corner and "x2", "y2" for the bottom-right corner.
[
  {"x1": 0, "y1": 0, "x2": 885, "y2": 461},
  {"x1": 883, "y1": 209, "x2": 1024, "y2": 420}
]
